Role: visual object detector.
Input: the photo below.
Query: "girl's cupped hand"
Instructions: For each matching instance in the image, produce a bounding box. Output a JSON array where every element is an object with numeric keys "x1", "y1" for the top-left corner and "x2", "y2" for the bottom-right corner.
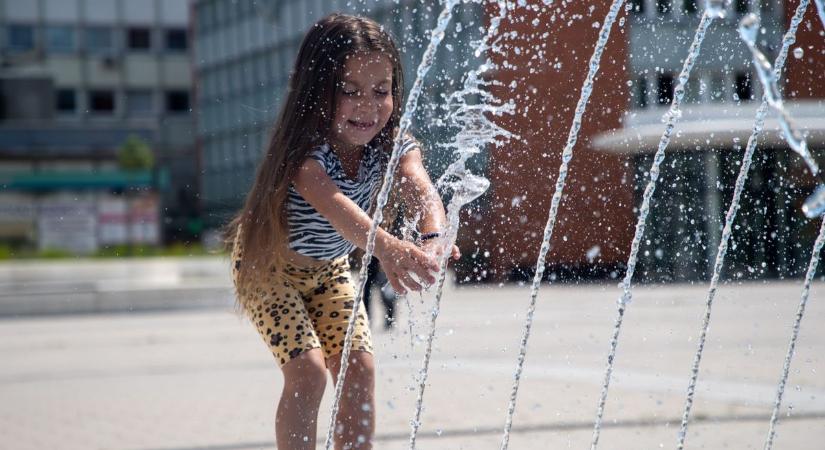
[{"x1": 375, "y1": 237, "x2": 438, "y2": 294}]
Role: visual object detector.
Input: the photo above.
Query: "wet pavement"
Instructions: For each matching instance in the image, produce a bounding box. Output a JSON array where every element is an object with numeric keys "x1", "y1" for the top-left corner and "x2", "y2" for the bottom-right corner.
[{"x1": 0, "y1": 258, "x2": 824, "y2": 449}]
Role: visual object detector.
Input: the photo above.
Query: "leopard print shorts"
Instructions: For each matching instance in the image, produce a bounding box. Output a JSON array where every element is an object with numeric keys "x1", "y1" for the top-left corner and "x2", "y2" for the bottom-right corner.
[{"x1": 232, "y1": 254, "x2": 373, "y2": 367}]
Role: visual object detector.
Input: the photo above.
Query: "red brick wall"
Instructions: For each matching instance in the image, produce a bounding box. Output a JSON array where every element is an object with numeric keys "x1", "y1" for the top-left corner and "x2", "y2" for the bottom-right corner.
[
  {"x1": 476, "y1": 1, "x2": 634, "y2": 279},
  {"x1": 784, "y1": 0, "x2": 825, "y2": 99}
]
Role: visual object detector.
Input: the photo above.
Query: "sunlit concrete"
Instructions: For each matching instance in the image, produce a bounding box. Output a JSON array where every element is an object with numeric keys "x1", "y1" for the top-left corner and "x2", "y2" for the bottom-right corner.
[{"x1": 1, "y1": 264, "x2": 823, "y2": 449}]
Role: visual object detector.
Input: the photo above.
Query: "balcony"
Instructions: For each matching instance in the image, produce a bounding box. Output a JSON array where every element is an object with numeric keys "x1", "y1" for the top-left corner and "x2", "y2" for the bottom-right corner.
[{"x1": 592, "y1": 100, "x2": 825, "y2": 154}]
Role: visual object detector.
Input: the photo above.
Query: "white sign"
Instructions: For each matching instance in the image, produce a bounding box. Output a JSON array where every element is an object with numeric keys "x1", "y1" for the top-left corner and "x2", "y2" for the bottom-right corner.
[
  {"x1": 97, "y1": 195, "x2": 129, "y2": 245},
  {"x1": 38, "y1": 197, "x2": 98, "y2": 254},
  {"x1": 128, "y1": 194, "x2": 160, "y2": 245}
]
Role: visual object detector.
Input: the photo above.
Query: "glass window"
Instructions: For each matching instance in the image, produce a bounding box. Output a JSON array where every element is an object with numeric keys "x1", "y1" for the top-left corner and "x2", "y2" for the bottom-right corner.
[
  {"x1": 127, "y1": 27, "x2": 151, "y2": 50},
  {"x1": 735, "y1": 0, "x2": 749, "y2": 14},
  {"x1": 196, "y1": 3, "x2": 209, "y2": 35},
  {"x1": 656, "y1": 0, "x2": 672, "y2": 14},
  {"x1": 685, "y1": 76, "x2": 701, "y2": 103},
  {"x1": 125, "y1": 90, "x2": 154, "y2": 116},
  {"x1": 55, "y1": 89, "x2": 77, "y2": 112},
  {"x1": 710, "y1": 73, "x2": 725, "y2": 102},
  {"x1": 45, "y1": 26, "x2": 76, "y2": 53},
  {"x1": 635, "y1": 76, "x2": 648, "y2": 109},
  {"x1": 89, "y1": 90, "x2": 115, "y2": 113},
  {"x1": 256, "y1": 55, "x2": 269, "y2": 86},
  {"x1": 734, "y1": 72, "x2": 753, "y2": 102},
  {"x1": 657, "y1": 73, "x2": 674, "y2": 105},
  {"x1": 166, "y1": 28, "x2": 187, "y2": 50},
  {"x1": 682, "y1": 0, "x2": 698, "y2": 14},
  {"x1": 226, "y1": 0, "x2": 238, "y2": 24},
  {"x1": 166, "y1": 90, "x2": 190, "y2": 113},
  {"x1": 231, "y1": 63, "x2": 244, "y2": 94},
  {"x1": 85, "y1": 27, "x2": 114, "y2": 53},
  {"x1": 8, "y1": 25, "x2": 35, "y2": 51},
  {"x1": 244, "y1": 57, "x2": 255, "y2": 90},
  {"x1": 269, "y1": 50, "x2": 280, "y2": 83}
]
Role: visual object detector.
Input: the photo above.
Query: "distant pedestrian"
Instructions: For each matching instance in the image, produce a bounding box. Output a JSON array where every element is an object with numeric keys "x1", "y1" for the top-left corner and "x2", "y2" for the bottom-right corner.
[{"x1": 362, "y1": 256, "x2": 397, "y2": 329}]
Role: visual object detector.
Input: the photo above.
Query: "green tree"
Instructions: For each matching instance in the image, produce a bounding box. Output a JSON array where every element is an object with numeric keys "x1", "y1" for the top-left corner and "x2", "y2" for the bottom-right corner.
[{"x1": 117, "y1": 135, "x2": 155, "y2": 171}]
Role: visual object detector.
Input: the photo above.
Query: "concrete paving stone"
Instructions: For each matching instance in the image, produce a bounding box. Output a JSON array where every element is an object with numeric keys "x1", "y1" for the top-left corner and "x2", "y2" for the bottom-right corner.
[{"x1": 0, "y1": 274, "x2": 824, "y2": 449}]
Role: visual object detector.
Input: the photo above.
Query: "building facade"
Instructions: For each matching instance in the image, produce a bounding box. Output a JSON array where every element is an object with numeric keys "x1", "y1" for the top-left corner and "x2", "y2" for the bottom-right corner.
[
  {"x1": 0, "y1": 0, "x2": 198, "y2": 253},
  {"x1": 192, "y1": 0, "x2": 822, "y2": 283},
  {"x1": 594, "y1": 0, "x2": 825, "y2": 281}
]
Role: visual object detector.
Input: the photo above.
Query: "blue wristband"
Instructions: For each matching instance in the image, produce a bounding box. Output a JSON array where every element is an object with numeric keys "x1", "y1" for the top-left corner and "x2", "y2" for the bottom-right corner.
[{"x1": 419, "y1": 232, "x2": 441, "y2": 242}]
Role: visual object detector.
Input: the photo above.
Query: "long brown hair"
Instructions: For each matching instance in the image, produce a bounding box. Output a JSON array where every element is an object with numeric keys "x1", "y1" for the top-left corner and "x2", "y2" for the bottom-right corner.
[{"x1": 226, "y1": 13, "x2": 404, "y2": 292}]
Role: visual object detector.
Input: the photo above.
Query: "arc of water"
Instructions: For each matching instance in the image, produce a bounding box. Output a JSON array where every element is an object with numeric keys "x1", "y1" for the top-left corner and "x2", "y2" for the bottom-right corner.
[
  {"x1": 815, "y1": 0, "x2": 825, "y2": 31},
  {"x1": 764, "y1": 216, "x2": 825, "y2": 449},
  {"x1": 323, "y1": 2, "x2": 459, "y2": 448},
  {"x1": 674, "y1": 2, "x2": 811, "y2": 448},
  {"x1": 408, "y1": 171, "x2": 491, "y2": 449},
  {"x1": 739, "y1": 13, "x2": 818, "y2": 176},
  {"x1": 407, "y1": 3, "x2": 512, "y2": 448},
  {"x1": 498, "y1": 1, "x2": 628, "y2": 449},
  {"x1": 588, "y1": 3, "x2": 724, "y2": 448}
]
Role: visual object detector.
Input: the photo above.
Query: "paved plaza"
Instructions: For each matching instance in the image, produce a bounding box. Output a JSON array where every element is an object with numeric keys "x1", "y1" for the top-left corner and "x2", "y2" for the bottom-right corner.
[{"x1": 1, "y1": 258, "x2": 824, "y2": 449}]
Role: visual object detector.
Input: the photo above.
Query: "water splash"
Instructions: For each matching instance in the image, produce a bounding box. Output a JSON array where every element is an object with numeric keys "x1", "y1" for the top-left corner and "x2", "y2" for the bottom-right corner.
[
  {"x1": 324, "y1": 2, "x2": 460, "y2": 448},
  {"x1": 498, "y1": 1, "x2": 628, "y2": 449},
  {"x1": 408, "y1": 169, "x2": 490, "y2": 450},
  {"x1": 764, "y1": 217, "x2": 825, "y2": 450},
  {"x1": 407, "y1": 3, "x2": 512, "y2": 448},
  {"x1": 675, "y1": 2, "x2": 811, "y2": 448},
  {"x1": 589, "y1": 3, "x2": 721, "y2": 448},
  {"x1": 738, "y1": 13, "x2": 818, "y2": 176},
  {"x1": 400, "y1": 213, "x2": 421, "y2": 352}
]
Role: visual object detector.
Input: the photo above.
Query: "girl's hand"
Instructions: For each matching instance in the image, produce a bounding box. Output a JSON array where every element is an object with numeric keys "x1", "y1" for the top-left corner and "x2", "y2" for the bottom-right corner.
[{"x1": 375, "y1": 236, "x2": 439, "y2": 294}]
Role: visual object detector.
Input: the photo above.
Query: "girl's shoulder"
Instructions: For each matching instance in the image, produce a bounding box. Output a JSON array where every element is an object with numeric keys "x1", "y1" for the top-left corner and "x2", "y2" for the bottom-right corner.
[
  {"x1": 399, "y1": 133, "x2": 421, "y2": 155},
  {"x1": 377, "y1": 133, "x2": 421, "y2": 159},
  {"x1": 305, "y1": 143, "x2": 334, "y2": 172}
]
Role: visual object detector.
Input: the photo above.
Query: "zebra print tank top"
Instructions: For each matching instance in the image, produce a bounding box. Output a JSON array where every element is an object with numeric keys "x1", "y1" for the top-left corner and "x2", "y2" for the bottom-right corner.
[{"x1": 286, "y1": 138, "x2": 419, "y2": 260}]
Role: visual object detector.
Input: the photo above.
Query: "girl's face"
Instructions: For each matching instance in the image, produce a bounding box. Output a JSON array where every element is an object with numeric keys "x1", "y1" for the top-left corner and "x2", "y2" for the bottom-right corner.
[{"x1": 330, "y1": 52, "x2": 394, "y2": 151}]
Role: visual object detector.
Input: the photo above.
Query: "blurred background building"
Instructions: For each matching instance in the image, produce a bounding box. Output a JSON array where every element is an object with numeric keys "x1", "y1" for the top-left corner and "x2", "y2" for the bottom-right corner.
[
  {"x1": 593, "y1": 0, "x2": 825, "y2": 282},
  {"x1": 190, "y1": 0, "x2": 632, "y2": 282},
  {"x1": 0, "y1": 0, "x2": 199, "y2": 255},
  {"x1": 0, "y1": 1, "x2": 795, "y2": 279},
  {"x1": 191, "y1": 0, "x2": 824, "y2": 283}
]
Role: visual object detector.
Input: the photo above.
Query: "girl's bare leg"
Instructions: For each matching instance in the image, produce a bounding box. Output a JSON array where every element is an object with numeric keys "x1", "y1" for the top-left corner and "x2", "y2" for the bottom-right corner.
[
  {"x1": 277, "y1": 348, "x2": 328, "y2": 449},
  {"x1": 327, "y1": 350, "x2": 376, "y2": 450}
]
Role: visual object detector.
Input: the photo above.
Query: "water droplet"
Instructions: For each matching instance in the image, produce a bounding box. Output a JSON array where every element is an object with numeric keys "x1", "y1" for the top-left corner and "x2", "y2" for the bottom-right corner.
[{"x1": 793, "y1": 47, "x2": 804, "y2": 59}]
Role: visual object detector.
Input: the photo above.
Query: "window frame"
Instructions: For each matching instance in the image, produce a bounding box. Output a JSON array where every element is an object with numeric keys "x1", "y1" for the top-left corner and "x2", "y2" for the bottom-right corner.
[
  {"x1": 165, "y1": 90, "x2": 191, "y2": 114},
  {"x1": 125, "y1": 89, "x2": 155, "y2": 117},
  {"x1": 127, "y1": 27, "x2": 152, "y2": 52},
  {"x1": 165, "y1": 28, "x2": 188, "y2": 51},
  {"x1": 8, "y1": 24, "x2": 36, "y2": 52},
  {"x1": 55, "y1": 88, "x2": 78, "y2": 114},
  {"x1": 88, "y1": 89, "x2": 116, "y2": 114},
  {"x1": 85, "y1": 26, "x2": 116, "y2": 54},
  {"x1": 45, "y1": 25, "x2": 77, "y2": 54}
]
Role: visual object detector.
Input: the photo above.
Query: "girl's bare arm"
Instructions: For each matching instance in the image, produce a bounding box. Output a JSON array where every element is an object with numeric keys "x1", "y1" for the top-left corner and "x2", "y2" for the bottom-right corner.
[
  {"x1": 397, "y1": 148, "x2": 461, "y2": 260},
  {"x1": 292, "y1": 158, "x2": 438, "y2": 293}
]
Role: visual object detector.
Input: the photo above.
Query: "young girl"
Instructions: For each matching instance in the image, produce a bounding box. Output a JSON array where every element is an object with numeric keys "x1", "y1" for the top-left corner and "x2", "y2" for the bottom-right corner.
[{"x1": 227, "y1": 13, "x2": 459, "y2": 449}]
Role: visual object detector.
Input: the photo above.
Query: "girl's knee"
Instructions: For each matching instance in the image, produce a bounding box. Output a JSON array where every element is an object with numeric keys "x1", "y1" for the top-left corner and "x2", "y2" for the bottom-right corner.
[
  {"x1": 283, "y1": 350, "x2": 328, "y2": 396},
  {"x1": 350, "y1": 351, "x2": 375, "y2": 379},
  {"x1": 334, "y1": 351, "x2": 375, "y2": 392}
]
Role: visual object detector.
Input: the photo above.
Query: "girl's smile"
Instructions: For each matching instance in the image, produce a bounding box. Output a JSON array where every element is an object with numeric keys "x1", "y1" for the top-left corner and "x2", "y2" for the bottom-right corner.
[{"x1": 346, "y1": 119, "x2": 377, "y2": 132}]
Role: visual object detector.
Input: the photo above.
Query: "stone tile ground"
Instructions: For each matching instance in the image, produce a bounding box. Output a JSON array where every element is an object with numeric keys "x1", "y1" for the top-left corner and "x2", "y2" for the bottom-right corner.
[{"x1": 0, "y1": 261, "x2": 823, "y2": 449}]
